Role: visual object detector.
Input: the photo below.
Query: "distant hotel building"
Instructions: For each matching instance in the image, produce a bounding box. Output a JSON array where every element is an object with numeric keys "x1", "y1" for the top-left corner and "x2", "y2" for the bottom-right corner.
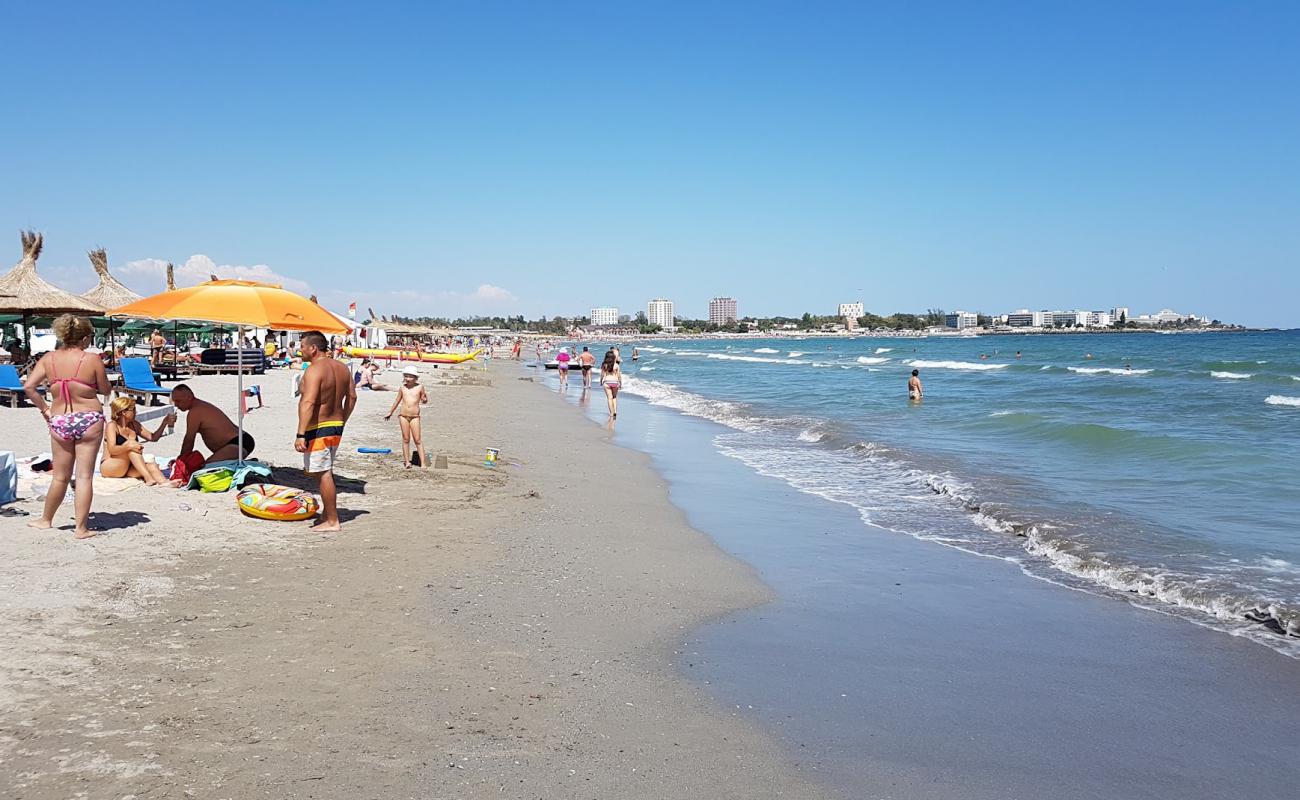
[
  {"x1": 1005, "y1": 307, "x2": 1123, "y2": 328},
  {"x1": 647, "y1": 298, "x2": 676, "y2": 331},
  {"x1": 1006, "y1": 309, "x2": 1049, "y2": 328},
  {"x1": 838, "y1": 302, "x2": 864, "y2": 320},
  {"x1": 945, "y1": 311, "x2": 978, "y2": 330},
  {"x1": 590, "y1": 307, "x2": 619, "y2": 326},
  {"x1": 709, "y1": 297, "x2": 738, "y2": 326}
]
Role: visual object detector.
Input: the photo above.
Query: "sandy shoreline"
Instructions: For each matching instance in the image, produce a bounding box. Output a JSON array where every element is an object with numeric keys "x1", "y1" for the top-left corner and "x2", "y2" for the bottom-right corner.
[{"x1": 0, "y1": 361, "x2": 830, "y2": 798}]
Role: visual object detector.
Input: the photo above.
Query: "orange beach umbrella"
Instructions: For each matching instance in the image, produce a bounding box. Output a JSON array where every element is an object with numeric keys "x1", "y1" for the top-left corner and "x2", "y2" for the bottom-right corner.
[
  {"x1": 106, "y1": 279, "x2": 348, "y2": 466},
  {"x1": 106, "y1": 279, "x2": 349, "y2": 333}
]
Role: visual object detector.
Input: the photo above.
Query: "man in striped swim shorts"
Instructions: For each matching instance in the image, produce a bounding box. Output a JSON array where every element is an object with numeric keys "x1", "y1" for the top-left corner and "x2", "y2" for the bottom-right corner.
[{"x1": 295, "y1": 330, "x2": 356, "y2": 532}]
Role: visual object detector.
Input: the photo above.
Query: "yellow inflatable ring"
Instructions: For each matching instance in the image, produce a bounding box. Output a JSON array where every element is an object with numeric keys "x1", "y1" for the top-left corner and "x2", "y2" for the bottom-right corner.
[{"x1": 236, "y1": 483, "x2": 319, "y2": 521}]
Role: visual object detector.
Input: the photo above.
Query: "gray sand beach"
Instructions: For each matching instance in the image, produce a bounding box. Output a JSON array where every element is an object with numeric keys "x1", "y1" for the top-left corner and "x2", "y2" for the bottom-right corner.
[{"x1": 1, "y1": 361, "x2": 828, "y2": 798}]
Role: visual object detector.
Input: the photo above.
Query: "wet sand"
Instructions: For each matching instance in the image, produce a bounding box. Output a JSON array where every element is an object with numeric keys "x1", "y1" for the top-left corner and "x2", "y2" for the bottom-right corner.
[
  {"x1": 544, "y1": 366, "x2": 1300, "y2": 800},
  {"x1": 0, "y1": 362, "x2": 829, "y2": 798}
]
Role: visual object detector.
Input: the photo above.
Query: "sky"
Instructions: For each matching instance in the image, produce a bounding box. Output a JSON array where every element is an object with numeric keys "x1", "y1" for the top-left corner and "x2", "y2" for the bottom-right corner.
[{"x1": 1, "y1": 1, "x2": 1297, "y2": 327}]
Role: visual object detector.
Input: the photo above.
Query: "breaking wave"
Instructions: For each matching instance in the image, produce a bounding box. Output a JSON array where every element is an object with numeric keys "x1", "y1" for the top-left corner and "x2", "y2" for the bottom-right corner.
[
  {"x1": 1067, "y1": 366, "x2": 1152, "y2": 376},
  {"x1": 616, "y1": 375, "x2": 1300, "y2": 656},
  {"x1": 905, "y1": 359, "x2": 1009, "y2": 372}
]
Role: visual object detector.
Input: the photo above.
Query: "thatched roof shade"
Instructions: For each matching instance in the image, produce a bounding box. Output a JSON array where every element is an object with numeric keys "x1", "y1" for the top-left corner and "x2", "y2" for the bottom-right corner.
[
  {"x1": 0, "y1": 231, "x2": 102, "y2": 316},
  {"x1": 80, "y1": 248, "x2": 143, "y2": 310}
]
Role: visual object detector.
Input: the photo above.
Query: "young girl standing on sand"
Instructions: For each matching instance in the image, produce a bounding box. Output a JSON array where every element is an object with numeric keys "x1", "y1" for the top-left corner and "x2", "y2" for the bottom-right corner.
[
  {"x1": 384, "y1": 366, "x2": 428, "y2": 468},
  {"x1": 600, "y1": 350, "x2": 622, "y2": 419}
]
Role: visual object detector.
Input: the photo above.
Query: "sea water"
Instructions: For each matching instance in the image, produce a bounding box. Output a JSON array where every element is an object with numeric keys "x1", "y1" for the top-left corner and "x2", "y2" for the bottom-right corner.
[{"x1": 617, "y1": 330, "x2": 1300, "y2": 654}]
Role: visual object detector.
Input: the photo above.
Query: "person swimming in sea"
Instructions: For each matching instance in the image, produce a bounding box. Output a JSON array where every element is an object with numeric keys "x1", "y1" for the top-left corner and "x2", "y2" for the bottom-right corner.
[{"x1": 908, "y1": 369, "x2": 923, "y2": 401}]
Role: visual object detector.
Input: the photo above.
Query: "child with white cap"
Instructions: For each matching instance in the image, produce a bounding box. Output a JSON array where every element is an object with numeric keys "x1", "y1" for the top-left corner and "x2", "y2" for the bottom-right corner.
[{"x1": 384, "y1": 366, "x2": 428, "y2": 468}]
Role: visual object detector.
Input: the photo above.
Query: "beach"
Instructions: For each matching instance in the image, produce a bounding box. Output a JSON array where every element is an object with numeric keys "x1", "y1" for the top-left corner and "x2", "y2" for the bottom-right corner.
[{"x1": 0, "y1": 361, "x2": 829, "y2": 798}]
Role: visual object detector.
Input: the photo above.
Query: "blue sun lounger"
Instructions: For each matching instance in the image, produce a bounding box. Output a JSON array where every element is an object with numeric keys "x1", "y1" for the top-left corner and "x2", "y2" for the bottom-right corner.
[
  {"x1": 0, "y1": 364, "x2": 30, "y2": 408},
  {"x1": 117, "y1": 357, "x2": 172, "y2": 406}
]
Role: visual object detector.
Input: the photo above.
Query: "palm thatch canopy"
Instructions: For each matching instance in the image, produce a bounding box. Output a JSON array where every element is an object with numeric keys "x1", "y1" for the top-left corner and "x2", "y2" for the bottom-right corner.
[
  {"x1": 80, "y1": 247, "x2": 143, "y2": 311},
  {"x1": 0, "y1": 231, "x2": 102, "y2": 315}
]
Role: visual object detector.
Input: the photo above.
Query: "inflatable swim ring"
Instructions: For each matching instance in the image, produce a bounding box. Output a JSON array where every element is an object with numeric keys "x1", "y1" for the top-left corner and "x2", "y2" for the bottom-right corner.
[{"x1": 237, "y1": 483, "x2": 319, "y2": 521}]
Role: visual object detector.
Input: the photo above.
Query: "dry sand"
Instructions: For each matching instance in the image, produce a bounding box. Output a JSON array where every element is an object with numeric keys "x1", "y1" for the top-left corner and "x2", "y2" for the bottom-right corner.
[{"x1": 0, "y1": 360, "x2": 831, "y2": 798}]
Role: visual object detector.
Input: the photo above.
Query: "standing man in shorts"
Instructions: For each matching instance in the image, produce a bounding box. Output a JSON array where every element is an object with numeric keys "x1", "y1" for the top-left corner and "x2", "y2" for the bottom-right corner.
[
  {"x1": 295, "y1": 330, "x2": 356, "y2": 532},
  {"x1": 578, "y1": 346, "x2": 596, "y2": 388}
]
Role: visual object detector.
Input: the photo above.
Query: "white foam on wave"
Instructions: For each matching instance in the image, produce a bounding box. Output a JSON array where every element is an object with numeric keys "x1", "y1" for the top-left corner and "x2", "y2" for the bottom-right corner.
[
  {"x1": 1291, "y1": 376, "x2": 1300, "y2": 382},
  {"x1": 673, "y1": 350, "x2": 808, "y2": 365},
  {"x1": 621, "y1": 376, "x2": 1300, "y2": 654},
  {"x1": 1067, "y1": 366, "x2": 1151, "y2": 376},
  {"x1": 1211, "y1": 371, "x2": 1253, "y2": 379},
  {"x1": 874, "y1": 347, "x2": 893, "y2": 354},
  {"x1": 905, "y1": 359, "x2": 1009, "y2": 372},
  {"x1": 989, "y1": 410, "x2": 1018, "y2": 417},
  {"x1": 856, "y1": 356, "x2": 890, "y2": 365},
  {"x1": 1264, "y1": 395, "x2": 1300, "y2": 407},
  {"x1": 753, "y1": 347, "x2": 779, "y2": 354},
  {"x1": 639, "y1": 345, "x2": 671, "y2": 353},
  {"x1": 787, "y1": 351, "x2": 806, "y2": 358},
  {"x1": 619, "y1": 377, "x2": 762, "y2": 432},
  {"x1": 707, "y1": 353, "x2": 809, "y2": 365},
  {"x1": 638, "y1": 366, "x2": 655, "y2": 372}
]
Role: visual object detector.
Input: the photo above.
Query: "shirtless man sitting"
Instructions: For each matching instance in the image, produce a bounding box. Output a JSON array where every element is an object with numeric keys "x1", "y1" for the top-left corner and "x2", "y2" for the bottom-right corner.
[
  {"x1": 173, "y1": 384, "x2": 255, "y2": 464},
  {"x1": 295, "y1": 330, "x2": 356, "y2": 532}
]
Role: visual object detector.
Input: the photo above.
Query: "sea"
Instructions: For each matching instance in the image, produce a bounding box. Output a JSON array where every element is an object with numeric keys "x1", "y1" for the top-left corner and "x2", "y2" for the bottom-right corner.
[{"x1": 607, "y1": 330, "x2": 1300, "y2": 655}]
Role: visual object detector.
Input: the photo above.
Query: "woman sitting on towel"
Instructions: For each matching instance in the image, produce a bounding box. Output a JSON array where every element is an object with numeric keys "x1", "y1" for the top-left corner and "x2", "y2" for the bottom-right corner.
[{"x1": 101, "y1": 396, "x2": 179, "y2": 486}]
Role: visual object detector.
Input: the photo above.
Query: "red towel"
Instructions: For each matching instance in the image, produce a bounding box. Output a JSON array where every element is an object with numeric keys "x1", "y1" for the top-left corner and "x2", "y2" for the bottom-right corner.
[{"x1": 169, "y1": 452, "x2": 205, "y2": 484}]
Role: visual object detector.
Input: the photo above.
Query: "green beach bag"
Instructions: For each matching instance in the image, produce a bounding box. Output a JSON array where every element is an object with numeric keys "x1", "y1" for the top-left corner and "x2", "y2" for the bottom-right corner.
[{"x1": 193, "y1": 467, "x2": 235, "y2": 493}]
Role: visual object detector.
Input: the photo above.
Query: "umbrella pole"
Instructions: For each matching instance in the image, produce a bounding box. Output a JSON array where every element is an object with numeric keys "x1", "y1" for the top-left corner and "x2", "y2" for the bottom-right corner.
[{"x1": 237, "y1": 324, "x2": 245, "y2": 466}]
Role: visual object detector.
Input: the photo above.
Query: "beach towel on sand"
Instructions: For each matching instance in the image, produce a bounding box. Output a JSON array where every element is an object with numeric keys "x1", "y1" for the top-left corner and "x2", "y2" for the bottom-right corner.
[{"x1": 186, "y1": 460, "x2": 272, "y2": 492}]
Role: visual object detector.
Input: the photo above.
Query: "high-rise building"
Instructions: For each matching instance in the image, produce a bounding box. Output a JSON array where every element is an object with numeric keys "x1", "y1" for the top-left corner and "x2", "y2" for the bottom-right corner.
[
  {"x1": 708, "y1": 297, "x2": 737, "y2": 326},
  {"x1": 647, "y1": 298, "x2": 675, "y2": 331},
  {"x1": 590, "y1": 307, "x2": 619, "y2": 326},
  {"x1": 838, "y1": 302, "x2": 864, "y2": 320}
]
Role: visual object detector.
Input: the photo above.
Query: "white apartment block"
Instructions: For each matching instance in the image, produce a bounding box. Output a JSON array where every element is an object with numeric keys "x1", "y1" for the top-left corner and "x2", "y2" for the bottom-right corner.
[
  {"x1": 1006, "y1": 309, "x2": 1049, "y2": 327},
  {"x1": 647, "y1": 298, "x2": 675, "y2": 331},
  {"x1": 590, "y1": 307, "x2": 619, "y2": 326},
  {"x1": 838, "y1": 302, "x2": 864, "y2": 320},
  {"x1": 709, "y1": 297, "x2": 738, "y2": 326},
  {"x1": 945, "y1": 311, "x2": 978, "y2": 329}
]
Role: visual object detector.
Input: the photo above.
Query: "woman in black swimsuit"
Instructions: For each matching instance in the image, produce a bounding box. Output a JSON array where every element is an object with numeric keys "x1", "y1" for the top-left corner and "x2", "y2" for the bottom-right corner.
[{"x1": 101, "y1": 396, "x2": 178, "y2": 485}]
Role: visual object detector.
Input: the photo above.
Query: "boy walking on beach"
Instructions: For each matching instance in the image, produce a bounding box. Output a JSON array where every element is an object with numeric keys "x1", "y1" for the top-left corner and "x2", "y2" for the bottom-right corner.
[
  {"x1": 296, "y1": 330, "x2": 355, "y2": 531},
  {"x1": 385, "y1": 366, "x2": 428, "y2": 468}
]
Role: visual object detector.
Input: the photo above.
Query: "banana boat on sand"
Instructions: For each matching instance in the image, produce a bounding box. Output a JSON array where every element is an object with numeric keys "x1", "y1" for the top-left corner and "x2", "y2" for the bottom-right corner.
[{"x1": 342, "y1": 346, "x2": 481, "y2": 365}]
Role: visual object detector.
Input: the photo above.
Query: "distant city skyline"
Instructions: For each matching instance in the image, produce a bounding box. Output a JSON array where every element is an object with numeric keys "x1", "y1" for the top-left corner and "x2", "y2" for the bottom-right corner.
[{"x1": 2, "y1": 3, "x2": 1297, "y2": 328}]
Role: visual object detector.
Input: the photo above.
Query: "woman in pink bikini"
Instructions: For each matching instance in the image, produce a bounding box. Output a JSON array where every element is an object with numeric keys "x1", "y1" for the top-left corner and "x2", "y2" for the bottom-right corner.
[{"x1": 23, "y1": 315, "x2": 111, "y2": 539}]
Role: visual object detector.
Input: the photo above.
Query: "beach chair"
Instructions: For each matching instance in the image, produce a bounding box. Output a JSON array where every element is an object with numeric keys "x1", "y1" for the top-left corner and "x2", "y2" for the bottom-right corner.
[
  {"x1": 117, "y1": 357, "x2": 172, "y2": 406},
  {"x1": 0, "y1": 365, "x2": 29, "y2": 408}
]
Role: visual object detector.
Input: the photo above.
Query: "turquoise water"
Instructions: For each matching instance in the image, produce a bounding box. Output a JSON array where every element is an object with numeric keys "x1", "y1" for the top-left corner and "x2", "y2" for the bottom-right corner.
[{"x1": 612, "y1": 330, "x2": 1300, "y2": 653}]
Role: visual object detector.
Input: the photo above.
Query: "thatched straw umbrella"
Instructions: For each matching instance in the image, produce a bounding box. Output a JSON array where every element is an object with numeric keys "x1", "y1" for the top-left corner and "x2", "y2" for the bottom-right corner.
[
  {"x1": 0, "y1": 231, "x2": 101, "y2": 357},
  {"x1": 79, "y1": 248, "x2": 144, "y2": 364},
  {"x1": 80, "y1": 248, "x2": 143, "y2": 310}
]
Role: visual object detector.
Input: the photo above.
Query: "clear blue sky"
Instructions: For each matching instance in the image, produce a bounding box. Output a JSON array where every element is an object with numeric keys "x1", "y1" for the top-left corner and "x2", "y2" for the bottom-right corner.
[{"x1": 2, "y1": 1, "x2": 1297, "y2": 326}]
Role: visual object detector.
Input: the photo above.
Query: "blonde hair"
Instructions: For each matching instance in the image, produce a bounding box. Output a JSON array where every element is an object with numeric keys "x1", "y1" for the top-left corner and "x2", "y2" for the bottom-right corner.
[
  {"x1": 109, "y1": 396, "x2": 136, "y2": 423},
  {"x1": 52, "y1": 314, "x2": 93, "y2": 347}
]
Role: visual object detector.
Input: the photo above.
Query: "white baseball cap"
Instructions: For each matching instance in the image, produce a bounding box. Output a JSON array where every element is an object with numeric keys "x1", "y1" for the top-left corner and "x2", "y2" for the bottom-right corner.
[{"x1": 402, "y1": 366, "x2": 419, "y2": 377}]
